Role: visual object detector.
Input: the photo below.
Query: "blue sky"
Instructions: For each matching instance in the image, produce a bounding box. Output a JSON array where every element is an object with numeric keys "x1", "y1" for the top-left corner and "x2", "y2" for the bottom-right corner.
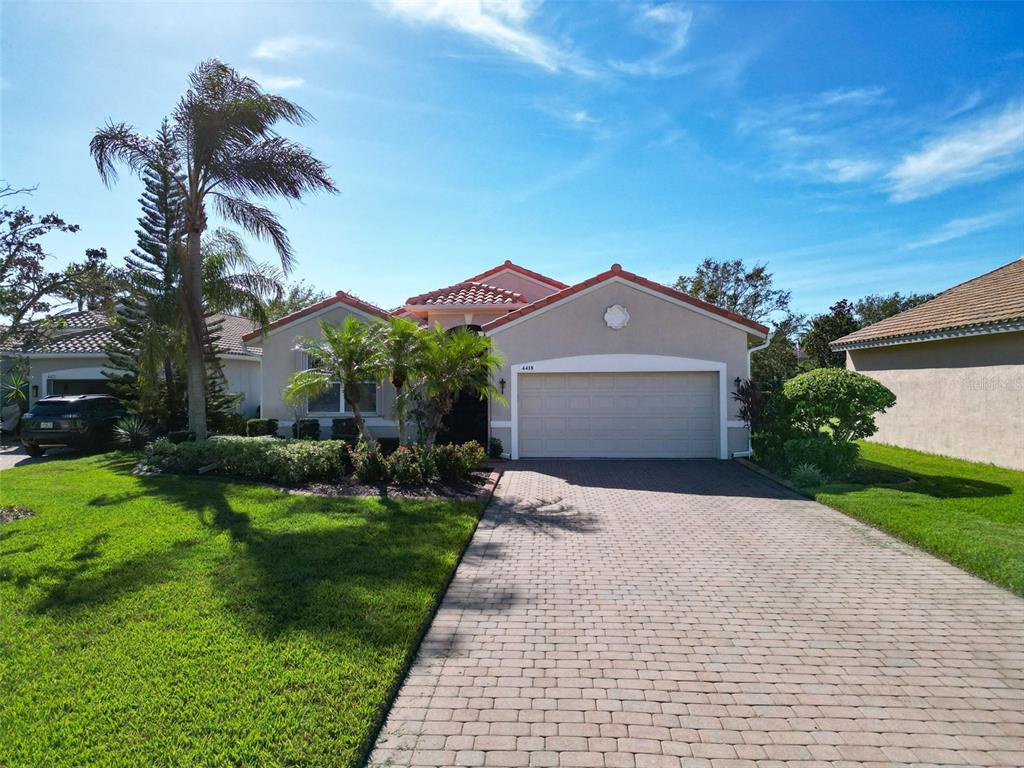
[{"x1": 2, "y1": 1, "x2": 1022, "y2": 318}]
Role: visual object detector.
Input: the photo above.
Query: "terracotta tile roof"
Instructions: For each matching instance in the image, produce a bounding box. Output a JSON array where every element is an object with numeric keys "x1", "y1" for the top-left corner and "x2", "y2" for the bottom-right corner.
[
  {"x1": 833, "y1": 258, "x2": 1024, "y2": 349},
  {"x1": 241, "y1": 290, "x2": 391, "y2": 341},
  {"x1": 466, "y1": 260, "x2": 569, "y2": 290},
  {"x1": 481, "y1": 264, "x2": 769, "y2": 335},
  {"x1": 405, "y1": 280, "x2": 526, "y2": 307},
  {"x1": 209, "y1": 314, "x2": 261, "y2": 355}
]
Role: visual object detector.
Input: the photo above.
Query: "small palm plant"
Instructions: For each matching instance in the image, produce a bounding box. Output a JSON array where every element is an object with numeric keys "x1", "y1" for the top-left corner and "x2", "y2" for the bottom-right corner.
[
  {"x1": 378, "y1": 316, "x2": 426, "y2": 446},
  {"x1": 283, "y1": 317, "x2": 384, "y2": 446},
  {"x1": 412, "y1": 324, "x2": 505, "y2": 447},
  {"x1": 114, "y1": 415, "x2": 154, "y2": 451}
]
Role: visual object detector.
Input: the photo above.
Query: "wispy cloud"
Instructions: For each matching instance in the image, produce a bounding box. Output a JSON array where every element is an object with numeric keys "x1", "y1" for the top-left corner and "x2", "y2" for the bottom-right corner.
[
  {"x1": 611, "y1": 3, "x2": 694, "y2": 77},
  {"x1": 379, "y1": 0, "x2": 594, "y2": 76},
  {"x1": 888, "y1": 103, "x2": 1024, "y2": 201},
  {"x1": 906, "y1": 209, "x2": 1018, "y2": 250},
  {"x1": 252, "y1": 35, "x2": 331, "y2": 61},
  {"x1": 241, "y1": 70, "x2": 305, "y2": 91}
]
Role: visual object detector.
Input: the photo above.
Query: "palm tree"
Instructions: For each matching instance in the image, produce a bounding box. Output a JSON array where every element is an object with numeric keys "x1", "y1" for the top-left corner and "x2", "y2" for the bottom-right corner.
[
  {"x1": 379, "y1": 316, "x2": 426, "y2": 446},
  {"x1": 91, "y1": 59, "x2": 337, "y2": 439},
  {"x1": 283, "y1": 317, "x2": 384, "y2": 445},
  {"x1": 413, "y1": 325, "x2": 505, "y2": 447}
]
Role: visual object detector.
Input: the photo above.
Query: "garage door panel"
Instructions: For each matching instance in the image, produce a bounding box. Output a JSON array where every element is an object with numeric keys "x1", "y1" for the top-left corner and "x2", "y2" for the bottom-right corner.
[{"x1": 518, "y1": 371, "x2": 719, "y2": 458}]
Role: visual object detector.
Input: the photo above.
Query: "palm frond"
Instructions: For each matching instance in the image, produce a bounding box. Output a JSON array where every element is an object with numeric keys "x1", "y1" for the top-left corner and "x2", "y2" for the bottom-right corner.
[
  {"x1": 216, "y1": 136, "x2": 338, "y2": 199},
  {"x1": 211, "y1": 194, "x2": 293, "y2": 271},
  {"x1": 90, "y1": 123, "x2": 158, "y2": 186}
]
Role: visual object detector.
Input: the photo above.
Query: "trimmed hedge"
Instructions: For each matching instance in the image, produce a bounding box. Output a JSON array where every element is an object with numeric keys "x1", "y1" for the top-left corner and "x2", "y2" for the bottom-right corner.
[
  {"x1": 246, "y1": 418, "x2": 279, "y2": 437},
  {"x1": 783, "y1": 435, "x2": 859, "y2": 480},
  {"x1": 142, "y1": 437, "x2": 486, "y2": 487},
  {"x1": 292, "y1": 418, "x2": 321, "y2": 440},
  {"x1": 143, "y1": 436, "x2": 349, "y2": 485}
]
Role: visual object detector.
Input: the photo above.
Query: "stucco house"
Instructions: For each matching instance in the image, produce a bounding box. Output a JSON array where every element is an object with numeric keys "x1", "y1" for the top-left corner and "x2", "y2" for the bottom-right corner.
[
  {"x1": 244, "y1": 261, "x2": 769, "y2": 459},
  {"x1": 2, "y1": 309, "x2": 262, "y2": 415},
  {"x1": 832, "y1": 257, "x2": 1023, "y2": 470}
]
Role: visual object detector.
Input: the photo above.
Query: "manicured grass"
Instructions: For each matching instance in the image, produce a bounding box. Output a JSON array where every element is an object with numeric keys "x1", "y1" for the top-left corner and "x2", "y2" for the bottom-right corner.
[
  {"x1": 809, "y1": 442, "x2": 1024, "y2": 596},
  {"x1": 0, "y1": 454, "x2": 482, "y2": 767}
]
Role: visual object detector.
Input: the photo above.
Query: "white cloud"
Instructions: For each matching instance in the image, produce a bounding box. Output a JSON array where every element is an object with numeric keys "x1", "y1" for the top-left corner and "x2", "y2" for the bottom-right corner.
[
  {"x1": 379, "y1": 0, "x2": 594, "y2": 75},
  {"x1": 252, "y1": 35, "x2": 330, "y2": 61},
  {"x1": 610, "y1": 3, "x2": 694, "y2": 77},
  {"x1": 906, "y1": 209, "x2": 1017, "y2": 250},
  {"x1": 816, "y1": 157, "x2": 884, "y2": 183},
  {"x1": 888, "y1": 103, "x2": 1024, "y2": 202},
  {"x1": 241, "y1": 70, "x2": 305, "y2": 90}
]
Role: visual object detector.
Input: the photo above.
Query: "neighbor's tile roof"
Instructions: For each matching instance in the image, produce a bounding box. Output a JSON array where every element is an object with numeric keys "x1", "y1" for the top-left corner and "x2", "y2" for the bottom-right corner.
[
  {"x1": 405, "y1": 280, "x2": 526, "y2": 307},
  {"x1": 6, "y1": 309, "x2": 261, "y2": 356},
  {"x1": 833, "y1": 258, "x2": 1024, "y2": 349},
  {"x1": 481, "y1": 264, "x2": 769, "y2": 335},
  {"x1": 240, "y1": 290, "x2": 391, "y2": 342}
]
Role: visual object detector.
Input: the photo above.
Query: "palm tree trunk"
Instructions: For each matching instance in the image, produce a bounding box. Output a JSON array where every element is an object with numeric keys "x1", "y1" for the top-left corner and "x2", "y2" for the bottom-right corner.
[
  {"x1": 183, "y1": 228, "x2": 208, "y2": 440},
  {"x1": 162, "y1": 357, "x2": 178, "y2": 431},
  {"x1": 394, "y1": 382, "x2": 408, "y2": 446},
  {"x1": 344, "y1": 383, "x2": 375, "y2": 446}
]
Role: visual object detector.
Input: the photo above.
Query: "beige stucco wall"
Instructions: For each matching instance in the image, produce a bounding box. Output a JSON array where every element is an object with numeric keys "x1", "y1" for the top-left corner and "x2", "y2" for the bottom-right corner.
[
  {"x1": 487, "y1": 279, "x2": 756, "y2": 456},
  {"x1": 254, "y1": 303, "x2": 398, "y2": 437},
  {"x1": 221, "y1": 358, "x2": 262, "y2": 417},
  {"x1": 847, "y1": 331, "x2": 1024, "y2": 470},
  {"x1": 482, "y1": 268, "x2": 562, "y2": 303}
]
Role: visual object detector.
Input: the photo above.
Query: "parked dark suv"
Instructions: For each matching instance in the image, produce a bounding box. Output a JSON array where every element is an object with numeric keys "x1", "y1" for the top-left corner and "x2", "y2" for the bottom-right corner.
[{"x1": 20, "y1": 395, "x2": 126, "y2": 457}]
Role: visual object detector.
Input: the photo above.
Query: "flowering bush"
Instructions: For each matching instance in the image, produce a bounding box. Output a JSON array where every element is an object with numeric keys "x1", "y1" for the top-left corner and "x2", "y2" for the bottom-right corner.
[
  {"x1": 350, "y1": 441, "x2": 390, "y2": 484},
  {"x1": 387, "y1": 444, "x2": 430, "y2": 485}
]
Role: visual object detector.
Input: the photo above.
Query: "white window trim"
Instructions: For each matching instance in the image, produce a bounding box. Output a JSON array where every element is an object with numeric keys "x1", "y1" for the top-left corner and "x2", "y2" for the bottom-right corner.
[
  {"x1": 508, "y1": 353, "x2": 729, "y2": 460},
  {"x1": 301, "y1": 353, "x2": 381, "y2": 417}
]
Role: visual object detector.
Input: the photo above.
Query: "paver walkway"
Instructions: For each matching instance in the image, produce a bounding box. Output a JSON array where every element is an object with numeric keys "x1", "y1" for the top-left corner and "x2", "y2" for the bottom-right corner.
[{"x1": 369, "y1": 461, "x2": 1024, "y2": 768}]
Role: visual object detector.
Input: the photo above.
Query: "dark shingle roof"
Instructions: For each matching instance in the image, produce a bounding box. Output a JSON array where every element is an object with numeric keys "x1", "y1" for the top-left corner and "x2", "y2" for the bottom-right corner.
[{"x1": 833, "y1": 258, "x2": 1024, "y2": 349}]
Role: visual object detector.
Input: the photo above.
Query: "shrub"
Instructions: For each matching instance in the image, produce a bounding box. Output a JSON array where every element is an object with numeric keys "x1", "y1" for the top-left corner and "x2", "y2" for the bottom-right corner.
[
  {"x1": 142, "y1": 436, "x2": 349, "y2": 485},
  {"x1": 458, "y1": 440, "x2": 486, "y2": 475},
  {"x1": 783, "y1": 368, "x2": 896, "y2": 443},
  {"x1": 750, "y1": 389, "x2": 797, "y2": 471},
  {"x1": 246, "y1": 418, "x2": 279, "y2": 437},
  {"x1": 488, "y1": 436, "x2": 504, "y2": 459},
  {"x1": 292, "y1": 418, "x2": 321, "y2": 440},
  {"x1": 783, "y1": 436, "x2": 859, "y2": 479},
  {"x1": 790, "y1": 462, "x2": 826, "y2": 488},
  {"x1": 167, "y1": 430, "x2": 192, "y2": 444},
  {"x1": 429, "y1": 443, "x2": 462, "y2": 483},
  {"x1": 351, "y1": 441, "x2": 390, "y2": 484},
  {"x1": 387, "y1": 445, "x2": 429, "y2": 485},
  {"x1": 331, "y1": 418, "x2": 359, "y2": 442},
  {"x1": 113, "y1": 415, "x2": 153, "y2": 451},
  {"x1": 214, "y1": 412, "x2": 248, "y2": 436}
]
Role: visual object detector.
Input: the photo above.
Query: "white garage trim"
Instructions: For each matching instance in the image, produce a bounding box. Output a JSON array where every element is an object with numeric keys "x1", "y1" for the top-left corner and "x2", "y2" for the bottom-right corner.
[
  {"x1": 42, "y1": 366, "x2": 119, "y2": 382},
  {"x1": 509, "y1": 354, "x2": 728, "y2": 460}
]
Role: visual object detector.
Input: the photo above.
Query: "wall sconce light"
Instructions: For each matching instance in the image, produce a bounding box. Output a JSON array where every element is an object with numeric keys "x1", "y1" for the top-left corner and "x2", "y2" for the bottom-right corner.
[
  {"x1": 734, "y1": 377, "x2": 742, "y2": 388},
  {"x1": 499, "y1": 378, "x2": 506, "y2": 394},
  {"x1": 31, "y1": 385, "x2": 39, "y2": 399}
]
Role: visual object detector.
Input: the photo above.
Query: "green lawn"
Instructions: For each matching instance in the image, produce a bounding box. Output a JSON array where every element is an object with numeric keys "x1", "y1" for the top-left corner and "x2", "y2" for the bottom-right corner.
[
  {"x1": 0, "y1": 454, "x2": 482, "y2": 767},
  {"x1": 809, "y1": 442, "x2": 1024, "y2": 596}
]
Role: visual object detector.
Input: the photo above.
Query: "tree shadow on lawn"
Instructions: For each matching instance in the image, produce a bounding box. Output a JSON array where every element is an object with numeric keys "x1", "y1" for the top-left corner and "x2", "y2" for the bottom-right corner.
[
  {"x1": 826, "y1": 459, "x2": 1013, "y2": 499},
  {"x1": 78, "y1": 463, "x2": 476, "y2": 649}
]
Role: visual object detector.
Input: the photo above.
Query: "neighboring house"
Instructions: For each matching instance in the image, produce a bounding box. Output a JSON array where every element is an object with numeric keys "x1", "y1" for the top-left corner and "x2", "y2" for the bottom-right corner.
[
  {"x1": 245, "y1": 261, "x2": 769, "y2": 459},
  {"x1": 832, "y1": 258, "x2": 1023, "y2": 470},
  {"x1": 2, "y1": 310, "x2": 262, "y2": 416}
]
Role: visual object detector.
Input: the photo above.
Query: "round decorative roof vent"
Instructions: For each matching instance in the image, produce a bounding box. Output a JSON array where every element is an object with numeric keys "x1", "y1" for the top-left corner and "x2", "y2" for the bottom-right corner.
[{"x1": 604, "y1": 304, "x2": 629, "y2": 330}]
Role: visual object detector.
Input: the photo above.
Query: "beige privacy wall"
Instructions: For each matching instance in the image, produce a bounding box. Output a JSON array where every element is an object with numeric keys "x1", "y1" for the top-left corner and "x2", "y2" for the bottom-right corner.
[
  {"x1": 486, "y1": 279, "x2": 755, "y2": 456},
  {"x1": 847, "y1": 331, "x2": 1024, "y2": 470}
]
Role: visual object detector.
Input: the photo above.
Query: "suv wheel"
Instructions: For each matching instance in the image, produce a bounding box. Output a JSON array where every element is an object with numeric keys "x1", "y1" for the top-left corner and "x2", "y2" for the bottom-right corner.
[{"x1": 23, "y1": 442, "x2": 46, "y2": 458}]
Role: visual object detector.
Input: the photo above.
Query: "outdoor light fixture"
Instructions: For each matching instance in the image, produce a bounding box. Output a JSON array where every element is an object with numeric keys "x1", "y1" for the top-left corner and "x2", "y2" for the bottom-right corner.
[
  {"x1": 499, "y1": 378, "x2": 506, "y2": 394},
  {"x1": 735, "y1": 377, "x2": 742, "y2": 388}
]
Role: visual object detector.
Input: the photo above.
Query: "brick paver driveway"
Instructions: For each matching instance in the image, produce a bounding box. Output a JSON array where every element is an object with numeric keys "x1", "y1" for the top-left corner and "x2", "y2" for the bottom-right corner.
[{"x1": 369, "y1": 461, "x2": 1024, "y2": 768}]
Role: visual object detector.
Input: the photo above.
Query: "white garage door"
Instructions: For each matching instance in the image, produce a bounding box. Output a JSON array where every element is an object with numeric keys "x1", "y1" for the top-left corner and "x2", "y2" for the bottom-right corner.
[{"x1": 518, "y1": 372, "x2": 719, "y2": 458}]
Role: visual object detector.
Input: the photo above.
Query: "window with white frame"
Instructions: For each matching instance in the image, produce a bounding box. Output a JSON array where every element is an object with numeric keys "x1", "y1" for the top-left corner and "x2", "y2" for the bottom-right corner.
[{"x1": 303, "y1": 354, "x2": 378, "y2": 415}]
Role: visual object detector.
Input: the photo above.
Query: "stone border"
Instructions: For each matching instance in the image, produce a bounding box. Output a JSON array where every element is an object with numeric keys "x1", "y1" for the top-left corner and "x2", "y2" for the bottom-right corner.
[{"x1": 734, "y1": 456, "x2": 806, "y2": 496}]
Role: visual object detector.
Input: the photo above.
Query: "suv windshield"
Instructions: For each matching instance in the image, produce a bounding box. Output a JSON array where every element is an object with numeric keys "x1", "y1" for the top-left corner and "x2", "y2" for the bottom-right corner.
[{"x1": 30, "y1": 401, "x2": 86, "y2": 417}]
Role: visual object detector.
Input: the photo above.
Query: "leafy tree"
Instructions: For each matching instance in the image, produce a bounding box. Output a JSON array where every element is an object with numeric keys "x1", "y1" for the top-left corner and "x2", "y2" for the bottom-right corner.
[
  {"x1": 782, "y1": 367, "x2": 896, "y2": 443},
  {"x1": 91, "y1": 59, "x2": 337, "y2": 439},
  {"x1": 283, "y1": 316, "x2": 385, "y2": 446},
  {"x1": 266, "y1": 280, "x2": 329, "y2": 321},
  {"x1": 0, "y1": 189, "x2": 80, "y2": 348},
  {"x1": 854, "y1": 291, "x2": 934, "y2": 326},
  {"x1": 410, "y1": 325, "x2": 504, "y2": 448},
  {"x1": 674, "y1": 258, "x2": 791, "y2": 323},
  {"x1": 379, "y1": 316, "x2": 427, "y2": 446},
  {"x1": 750, "y1": 311, "x2": 806, "y2": 388},
  {"x1": 801, "y1": 299, "x2": 859, "y2": 368},
  {"x1": 61, "y1": 247, "x2": 131, "y2": 311}
]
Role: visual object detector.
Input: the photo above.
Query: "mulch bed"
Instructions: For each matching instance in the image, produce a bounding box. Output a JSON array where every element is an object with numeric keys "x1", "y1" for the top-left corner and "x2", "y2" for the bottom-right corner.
[
  {"x1": 294, "y1": 468, "x2": 502, "y2": 503},
  {"x1": 0, "y1": 505, "x2": 34, "y2": 524}
]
